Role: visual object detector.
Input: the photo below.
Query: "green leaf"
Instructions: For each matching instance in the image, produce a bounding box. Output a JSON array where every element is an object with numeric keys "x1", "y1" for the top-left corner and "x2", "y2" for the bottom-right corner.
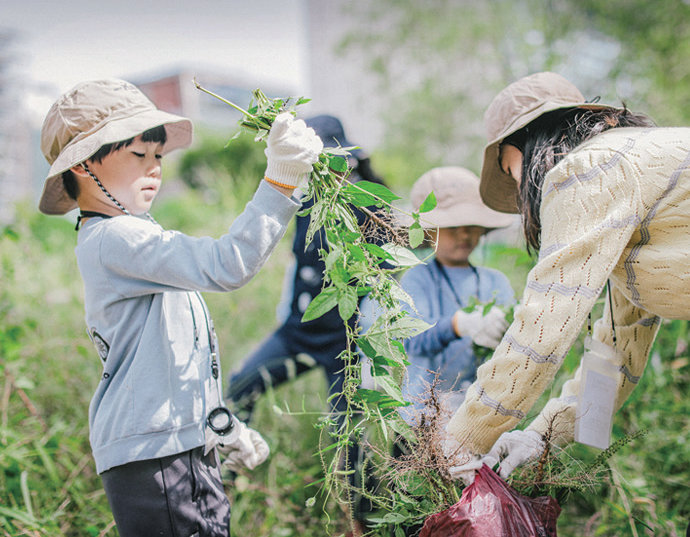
[
  {"x1": 328, "y1": 155, "x2": 348, "y2": 173},
  {"x1": 381, "y1": 244, "x2": 421, "y2": 266},
  {"x1": 342, "y1": 180, "x2": 401, "y2": 207},
  {"x1": 355, "y1": 388, "x2": 408, "y2": 409},
  {"x1": 354, "y1": 180, "x2": 402, "y2": 203},
  {"x1": 387, "y1": 316, "x2": 432, "y2": 339},
  {"x1": 356, "y1": 336, "x2": 379, "y2": 360},
  {"x1": 418, "y1": 191, "x2": 437, "y2": 213},
  {"x1": 408, "y1": 223, "x2": 424, "y2": 248},
  {"x1": 338, "y1": 286, "x2": 359, "y2": 321},
  {"x1": 366, "y1": 332, "x2": 408, "y2": 367},
  {"x1": 346, "y1": 243, "x2": 367, "y2": 263},
  {"x1": 329, "y1": 263, "x2": 351, "y2": 287},
  {"x1": 301, "y1": 286, "x2": 338, "y2": 322},
  {"x1": 362, "y1": 242, "x2": 395, "y2": 262}
]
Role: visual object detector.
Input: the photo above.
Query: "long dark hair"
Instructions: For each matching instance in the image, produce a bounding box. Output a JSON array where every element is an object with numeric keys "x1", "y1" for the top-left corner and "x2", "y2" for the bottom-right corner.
[{"x1": 503, "y1": 107, "x2": 655, "y2": 254}]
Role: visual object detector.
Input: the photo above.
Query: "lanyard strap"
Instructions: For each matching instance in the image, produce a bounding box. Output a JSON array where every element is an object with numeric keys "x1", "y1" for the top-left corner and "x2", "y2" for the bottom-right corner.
[
  {"x1": 587, "y1": 279, "x2": 617, "y2": 345},
  {"x1": 433, "y1": 258, "x2": 480, "y2": 309}
]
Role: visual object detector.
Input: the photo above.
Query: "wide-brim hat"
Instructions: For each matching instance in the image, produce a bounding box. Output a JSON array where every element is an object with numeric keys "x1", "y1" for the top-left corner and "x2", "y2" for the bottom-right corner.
[
  {"x1": 39, "y1": 79, "x2": 193, "y2": 215},
  {"x1": 480, "y1": 71, "x2": 616, "y2": 213},
  {"x1": 410, "y1": 166, "x2": 514, "y2": 230}
]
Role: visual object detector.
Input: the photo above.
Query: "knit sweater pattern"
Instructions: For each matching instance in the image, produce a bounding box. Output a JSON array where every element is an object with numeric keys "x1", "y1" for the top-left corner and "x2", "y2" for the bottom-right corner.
[{"x1": 446, "y1": 127, "x2": 690, "y2": 453}]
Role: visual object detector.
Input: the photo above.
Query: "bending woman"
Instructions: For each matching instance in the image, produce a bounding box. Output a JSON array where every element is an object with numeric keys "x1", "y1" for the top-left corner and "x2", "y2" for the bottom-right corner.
[{"x1": 445, "y1": 71, "x2": 690, "y2": 477}]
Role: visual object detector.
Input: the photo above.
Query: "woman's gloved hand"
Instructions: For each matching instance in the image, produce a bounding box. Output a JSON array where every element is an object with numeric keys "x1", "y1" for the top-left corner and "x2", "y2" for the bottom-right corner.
[
  {"x1": 441, "y1": 428, "x2": 483, "y2": 486},
  {"x1": 218, "y1": 417, "x2": 270, "y2": 472},
  {"x1": 264, "y1": 112, "x2": 323, "y2": 188},
  {"x1": 452, "y1": 306, "x2": 508, "y2": 349},
  {"x1": 482, "y1": 429, "x2": 545, "y2": 479}
]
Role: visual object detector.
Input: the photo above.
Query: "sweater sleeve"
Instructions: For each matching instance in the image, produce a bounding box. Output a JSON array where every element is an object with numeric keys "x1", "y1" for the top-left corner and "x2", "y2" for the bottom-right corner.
[
  {"x1": 526, "y1": 284, "x2": 660, "y2": 445},
  {"x1": 445, "y1": 143, "x2": 649, "y2": 453},
  {"x1": 100, "y1": 181, "x2": 300, "y2": 297}
]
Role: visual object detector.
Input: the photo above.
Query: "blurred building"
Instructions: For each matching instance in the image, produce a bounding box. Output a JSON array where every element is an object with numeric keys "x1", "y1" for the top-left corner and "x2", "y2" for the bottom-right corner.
[
  {"x1": 0, "y1": 32, "x2": 34, "y2": 225},
  {"x1": 301, "y1": 0, "x2": 385, "y2": 153}
]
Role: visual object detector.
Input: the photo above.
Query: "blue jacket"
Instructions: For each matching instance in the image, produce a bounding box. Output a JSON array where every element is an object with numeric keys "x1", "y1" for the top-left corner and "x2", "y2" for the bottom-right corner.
[
  {"x1": 75, "y1": 182, "x2": 299, "y2": 473},
  {"x1": 399, "y1": 260, "x2": 515, "y2": 410}
]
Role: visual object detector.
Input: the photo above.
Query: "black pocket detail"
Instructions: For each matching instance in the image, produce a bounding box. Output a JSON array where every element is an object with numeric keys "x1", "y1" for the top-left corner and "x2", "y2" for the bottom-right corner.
[{"x1": 89, "y1": 329, "x2": 110, "y2": 362}]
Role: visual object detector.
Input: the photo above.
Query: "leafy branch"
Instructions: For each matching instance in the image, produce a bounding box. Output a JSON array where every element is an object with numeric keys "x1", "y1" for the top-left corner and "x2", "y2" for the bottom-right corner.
[{"x1": 194, "y1": 81, "x2": 437, "y2": 524}]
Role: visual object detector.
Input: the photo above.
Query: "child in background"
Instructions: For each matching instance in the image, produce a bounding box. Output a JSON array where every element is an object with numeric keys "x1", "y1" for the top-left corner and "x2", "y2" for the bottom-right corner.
[
  {"x1": 38, "y1": 79, "x2": 322, "y2": 537},
  {"x1": 396, "y1": 167, "x2": 516, "y2": 420}
]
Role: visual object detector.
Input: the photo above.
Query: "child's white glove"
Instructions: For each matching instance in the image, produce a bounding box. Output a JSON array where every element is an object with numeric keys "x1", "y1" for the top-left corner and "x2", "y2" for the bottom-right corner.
[
  {"x1": 453, "y1": 306, "x2": 508, "y2": 349},
  {"x1": 482, "y1": 429, "x2": 544, "y2": 479},
  {"x1": 264, "y1": 112, "x2": 323, "y2": 188},
  {"x1": 218, "y1": 418, "x2": 270, "y2": 472}
]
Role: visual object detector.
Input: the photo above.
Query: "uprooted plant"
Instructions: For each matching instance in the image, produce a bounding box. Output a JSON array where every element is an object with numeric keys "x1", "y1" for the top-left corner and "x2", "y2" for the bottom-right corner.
[{"x1": 194, "y1": 80, "x2": 437, "y2": 526}]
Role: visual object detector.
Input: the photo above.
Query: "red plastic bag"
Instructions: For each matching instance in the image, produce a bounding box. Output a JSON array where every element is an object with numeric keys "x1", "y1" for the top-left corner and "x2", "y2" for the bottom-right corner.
[{"x1": 419, "y1": 464, "x2": 561, "y2": 537}]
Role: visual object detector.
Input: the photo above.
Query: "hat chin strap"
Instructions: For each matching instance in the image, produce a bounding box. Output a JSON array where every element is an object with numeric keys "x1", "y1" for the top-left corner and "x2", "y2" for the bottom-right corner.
[
  {"x1": 82, "y1": 162, "x2": 130, "y2": 215},
  {"x1": 82, "y1": 162, "x2": 158, "y2": 226}
]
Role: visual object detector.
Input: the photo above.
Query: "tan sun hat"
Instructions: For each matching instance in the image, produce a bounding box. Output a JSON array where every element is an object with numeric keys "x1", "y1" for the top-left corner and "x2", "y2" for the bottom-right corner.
[
  {"x1": 410, "y1": 166, "x2": 514, "y2": 230},
  {"x1": 39, "y1": 79, "x2": 193, "y2": 215},
  {"x1": 479, "y1": 71, "x2": 616, "y2": 214}
]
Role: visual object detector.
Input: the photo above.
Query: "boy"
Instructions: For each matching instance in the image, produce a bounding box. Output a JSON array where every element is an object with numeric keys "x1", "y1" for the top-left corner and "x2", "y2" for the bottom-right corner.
[
  {"x1": 38, "y1": 79, "x2": 322, "y2": 536},
  {"x1": 395, "y1": 167, "x2": 516, "y2": 420}
]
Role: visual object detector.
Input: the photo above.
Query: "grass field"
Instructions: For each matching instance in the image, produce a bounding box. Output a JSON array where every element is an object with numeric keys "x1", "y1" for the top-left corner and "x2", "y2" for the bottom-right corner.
[{"x1": 1, "y1": 180, "x2": 688, "y2": 536}]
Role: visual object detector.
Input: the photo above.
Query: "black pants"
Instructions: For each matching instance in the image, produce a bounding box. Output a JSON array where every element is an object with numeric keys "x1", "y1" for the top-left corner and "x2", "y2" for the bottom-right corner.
[{"x1": 101, "y1": 447, "x2": 230, "y2": 537}]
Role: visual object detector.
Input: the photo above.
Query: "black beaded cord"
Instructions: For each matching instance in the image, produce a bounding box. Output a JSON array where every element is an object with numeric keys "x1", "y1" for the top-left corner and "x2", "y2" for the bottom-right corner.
[{"x1": 82, "y1": 162, "x2": 159, "y2": 227}]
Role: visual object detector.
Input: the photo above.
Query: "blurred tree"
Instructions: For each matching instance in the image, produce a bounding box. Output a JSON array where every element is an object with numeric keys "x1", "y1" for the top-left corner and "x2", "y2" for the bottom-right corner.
[
  {"x1": 337, "y1": 0, "x2": 584, "y2": 179},
  {"x1": 177, "y1": 130, "x2": 267, "y2": 192},
  {"x1": 577, "y1": 0, "x2": 690, "y2": 126},
  {"x1": 337, "y1": 0, "x2": 690, "y2": 180}
]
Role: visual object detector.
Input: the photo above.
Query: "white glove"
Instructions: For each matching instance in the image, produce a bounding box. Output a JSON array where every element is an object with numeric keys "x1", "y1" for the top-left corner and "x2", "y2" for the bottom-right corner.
[
  {"x1": 441, "y1": 430, "x2": 483, "y2": 486},
  {"x1": 453, "y1": 306, "x2": 508, "y2": 349},
  {"x1": 264, "y1": 112, "x2": 323, "y2": 188},
  {"x1": 483, "y1": 429, "x2": 544, "y2": 479},
  {"x1": 217, "y1": 417, "x2": 270, "y2": 472}
]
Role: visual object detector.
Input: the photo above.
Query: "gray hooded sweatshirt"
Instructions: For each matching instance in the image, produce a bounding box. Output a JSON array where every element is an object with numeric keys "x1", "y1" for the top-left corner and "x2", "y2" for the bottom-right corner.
[{"x1": 75, "y1": 182, "x2": 299, "y2": 473}]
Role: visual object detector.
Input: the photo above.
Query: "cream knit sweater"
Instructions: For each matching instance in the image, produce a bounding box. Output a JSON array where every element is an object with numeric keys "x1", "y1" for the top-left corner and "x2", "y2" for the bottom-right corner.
[{"x1": 446, "y1": 127, "x2": 690, "y2": 453}]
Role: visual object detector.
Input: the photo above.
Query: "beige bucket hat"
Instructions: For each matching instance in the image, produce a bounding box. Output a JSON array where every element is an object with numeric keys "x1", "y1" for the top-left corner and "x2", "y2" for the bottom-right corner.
[
  {"x1": 410, "y1": 166, "x2": 514, "y2": 230},
  {"x1": 479, "y1": 71, "x2": 615, "y2": 214},
  {"x1": 39, "y1": 79, "x2": 193, "y2": 215}
]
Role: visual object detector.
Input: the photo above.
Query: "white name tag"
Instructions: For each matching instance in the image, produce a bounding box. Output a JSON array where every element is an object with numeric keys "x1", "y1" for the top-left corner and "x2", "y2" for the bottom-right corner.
[{"x1": 574, "y1": 336, "x2": 620, "y2": 450}]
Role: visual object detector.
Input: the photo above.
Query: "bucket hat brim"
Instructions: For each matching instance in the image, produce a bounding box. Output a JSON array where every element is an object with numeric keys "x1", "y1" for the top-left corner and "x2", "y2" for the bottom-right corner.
[
  {"x1": 480, "y1": 101, "x2": 611, "y2": 214},
  {"x1": 415, "y1": 201, "x2": 515, "y2": 230},
  {"x1": 406, "y1": 166, "x2": 515, "y2": 230}
]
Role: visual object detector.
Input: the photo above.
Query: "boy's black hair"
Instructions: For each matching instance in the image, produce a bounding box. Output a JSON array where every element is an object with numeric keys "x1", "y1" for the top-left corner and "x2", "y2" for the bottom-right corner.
[{"x1": 62, "y1": 125, "x2": 168, "y2": 201}]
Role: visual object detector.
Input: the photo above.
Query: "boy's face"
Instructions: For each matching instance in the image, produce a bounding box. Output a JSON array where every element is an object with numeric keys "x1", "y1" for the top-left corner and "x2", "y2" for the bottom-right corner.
[
  {"x1": 435, "y1": 226, "x2": 485, "y2": 267},
  {"x1": 85, "y1": 135, "x2": 164, "y2": 215}
]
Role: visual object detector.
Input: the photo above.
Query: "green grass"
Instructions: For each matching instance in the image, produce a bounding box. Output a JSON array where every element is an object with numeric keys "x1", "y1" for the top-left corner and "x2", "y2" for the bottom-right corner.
[{"x1": 1, "y1": 182, "x2": 689, "y2": 536}]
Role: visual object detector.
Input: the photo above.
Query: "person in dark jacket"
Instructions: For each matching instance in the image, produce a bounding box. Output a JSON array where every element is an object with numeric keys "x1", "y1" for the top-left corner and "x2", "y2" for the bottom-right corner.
[{"x1": 226, "y1": 115, "x2": 384, "y2": 421}]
